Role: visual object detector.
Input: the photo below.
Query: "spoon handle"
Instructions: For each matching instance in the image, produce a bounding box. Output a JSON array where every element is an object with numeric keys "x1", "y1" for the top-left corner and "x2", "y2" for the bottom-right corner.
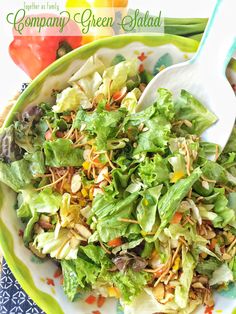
[{"x1": 193, "y1": 0, "x2": 236, "y2": 73}]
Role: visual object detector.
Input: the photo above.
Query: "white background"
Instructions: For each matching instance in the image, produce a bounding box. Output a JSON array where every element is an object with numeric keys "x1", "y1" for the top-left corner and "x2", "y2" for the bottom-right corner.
[{"x1": 0, "y1": 0, "x2": 216, "y2": 107}]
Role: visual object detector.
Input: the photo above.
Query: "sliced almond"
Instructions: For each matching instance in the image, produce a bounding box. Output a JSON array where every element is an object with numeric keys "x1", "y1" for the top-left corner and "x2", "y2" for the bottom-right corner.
[
  {"x1": 222, "y1": 252, "x2": 232, "y2": 260},
  {"x1": 204, "y1": 230, "x2": 216, "y2": 240},
  {"x1": 95, "y1": 167, "x2": 108, "y2": 184},
  {"x1": 93, "y1": 188, "x2": 104, "y2": 197},
  {"x1": 83, "y1": 149, "x2": 91, "y2": 160},
  {"x1": 153, "y1": 283, "x2": 165, "y2": 301},
  {"x1": 71, "y1": 173, "x2": 82, "y2": 193},
  {"x1": 192, "y1": 282, "x2": 205, "y2": 289},
  {"x1": 75, "y1": 224, "x2": 92, "y2": 239},
  {"x1": 202, "y1": 180, "x2": 209, "y2": 190}
]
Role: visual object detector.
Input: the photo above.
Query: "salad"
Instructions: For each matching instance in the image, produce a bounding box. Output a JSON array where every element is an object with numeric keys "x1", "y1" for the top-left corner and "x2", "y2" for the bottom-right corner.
[{"x1": 0, "y1": 55, "x2": 236, "y2": 314}]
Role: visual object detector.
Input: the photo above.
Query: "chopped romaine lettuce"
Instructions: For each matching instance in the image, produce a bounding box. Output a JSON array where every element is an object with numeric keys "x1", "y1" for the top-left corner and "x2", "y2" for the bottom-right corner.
[
  {"x1": 43, "y1": 139, "x2": 84, "y2": 167},
  {"x1": 53, "y1": 86, "x2": 91, "y2": 113},
  {"x1": 209, "y1": 263, "x2": 233, "y2": 286},
  {"x1": 175, "y1": 247, "x2": 196, "y2": 308},
  {"x1": 69, "y1": 55, "x2": 105, "y2": 82},
  {"x1": 137, "y1": 185, "x2": 162, "y2": 232},
  {"x1": 157, "y1": 168, "x2": 202, "y2": 233},
  {"x1": 138, "y1": 154, "x2": 169, "y2": 187},
  {"x1": 175, "y1": 89, "x2": 217, "y2": 135}
]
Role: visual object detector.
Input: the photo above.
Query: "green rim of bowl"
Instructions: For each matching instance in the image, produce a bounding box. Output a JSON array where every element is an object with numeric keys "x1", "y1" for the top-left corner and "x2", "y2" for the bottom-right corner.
[{"x1": 0, "y1": 33, "x2": 235, "y2": 314}]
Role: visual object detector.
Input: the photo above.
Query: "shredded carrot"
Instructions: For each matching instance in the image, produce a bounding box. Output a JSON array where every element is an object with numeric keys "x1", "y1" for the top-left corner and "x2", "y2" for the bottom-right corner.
[{"x1": 170, "y1": 212, "x2": 183, "y2": 224}]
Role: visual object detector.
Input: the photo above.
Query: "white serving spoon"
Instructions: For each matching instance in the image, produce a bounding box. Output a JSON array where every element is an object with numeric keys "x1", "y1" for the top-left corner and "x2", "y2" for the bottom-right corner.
[{"x1": 138, "y1": 0, "x2": 236, "y2": 151}]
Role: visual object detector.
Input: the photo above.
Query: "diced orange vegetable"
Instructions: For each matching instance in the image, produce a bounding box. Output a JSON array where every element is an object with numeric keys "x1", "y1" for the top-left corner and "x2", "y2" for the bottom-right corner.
[
  {"x1": 85, "y1": 295, "x2": 96, "y2": 304},
  {"x1": 105, "y1": 103, "x2": 111, "y2": 111},
  {"x1": 112, "y1": 90, "x2": 123, "y2": 101},
  {"x1": 45, "y1": 130, "x2": 52, "y2": 141},
  {"x1": 92, "y1": 311, "x2": 101, "y2": 314},
  {"x1": 108, "y1": 237, "x2": 123, "y2": 247},
  {"x1": 97, "y1": 295, "x2": 106, "y2": 308},
  {"x1": 93, "y1": 157, "x2": 100, "y2": 164},
  {"x1": 209, "y1": 238, "x2": 217, "y2": 251},
  {"x1": 170, "y1": 212, "x2": 183, "y2": 224}
]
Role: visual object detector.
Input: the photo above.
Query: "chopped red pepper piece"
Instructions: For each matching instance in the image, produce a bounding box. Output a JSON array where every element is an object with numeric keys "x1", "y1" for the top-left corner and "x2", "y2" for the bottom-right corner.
[
  {"x1": 97, "y1": 295, "x2": 106, "y2": 308},
  {"x1": 85, "y1": 295, "x2": 96, "y2": 304}
]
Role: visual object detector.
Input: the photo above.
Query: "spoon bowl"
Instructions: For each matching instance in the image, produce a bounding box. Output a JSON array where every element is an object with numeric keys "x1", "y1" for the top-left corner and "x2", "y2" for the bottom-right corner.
[{"x1": 138, "y1": 0, "x2": 236, "y2": 152}]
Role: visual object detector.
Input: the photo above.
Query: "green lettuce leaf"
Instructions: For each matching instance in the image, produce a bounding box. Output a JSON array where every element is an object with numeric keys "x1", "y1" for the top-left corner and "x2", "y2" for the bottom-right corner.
[
  {"x1": 196, "y1": 257, "x2": 222, "y2": 277},
  {"x1": 24, "y1": 151, "x2": 45, "y2": 176},
  {"x1": 154, "y1": 88, "x2": 175, "y2": 121},
  {"x1": 138, "y1": 154, "x2": 169, "y2": 187},
  {"x1": 69, "y1": 55, "x2": 105, "y2": 82},
  {"x1": 0, "y1": 159, "x2": 33, "y2": 191},
  {"x1": 31, "y1": 188, "x2": 62, "y2": 214},
  {"x1": 175, "y1": 248, "x2": 196, "y2": 309},
  {"x1": 137, "y1": 185, "x2": 162, "y2": 232},
  {"x1": 61, "y1": 244, "x2": 110, "y2": 301},
  {"x1": 0, "y1": 125, "x2": 24, "y2": 162},
  {"x1": 134, "y1": 115, "x2": 171, "y2": 155},
  {"x1": 73, "y1": 107, "x2": 127, "y2": 151},
  {"x1": 90, "y1": 192, "x2": 139, "y2": 242},
  {"x1": 34, "y1": 228, "x2": 80, "y2": 260},
  {"x1": 209, "y1": 263, "x2": 233, "y2": 286},
  {"x1": 223, "y1": 126, "x2": 236, "y2": 154},
  {"x1": 111, "y1": 269, "x2": 150, "y2": 303},
  {"x1": 99, "y1": 58, "x2": 139, "y2": 96},
  {"x1": 121, "y1": 88, "x2": 141, "y2": 113},
  {"x1": 174, "y1": 89, "x2": 217, "y2": 135},
  {"x1": 157, "y1": 167, "x2": 202, "y2": 233},
  {"x1": 43, "y1": 139, "x2": 84, "y2": 167},
  {"x1": 53, "y1": 86, "x2": 91, "y2": 113},
  {"x1": 212, "y1": 189, "x2": 235, "y2": 227},
  {"x1": 61, "y1": 260, "x2": 80, "y2": 301}
]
